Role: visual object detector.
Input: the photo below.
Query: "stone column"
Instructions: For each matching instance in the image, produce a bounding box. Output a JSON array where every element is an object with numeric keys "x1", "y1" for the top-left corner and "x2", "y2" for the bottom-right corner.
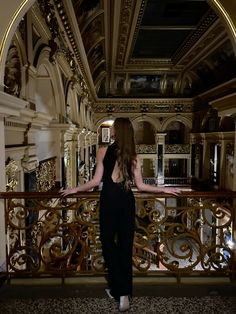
[
  {"x1": 190, "y1": 134, "x2": 196, "y2": 177},
  {"x1": 156, "y1": 133, "x2": 166, "y2": 185},
  {"x1": 77, "y1": 128, "x2": 86, "y2": 184},
  {"x1": 63, "y1": 126, "x2": 78, "y2": 188},
  {"x1": 219, "y1": 137, "x2": 227, "y2": 189},
  {"x1": 202, "y1": 136, "x2": 210, "y2": 181},
  {"x1": 84, "y1": 130, "x2": 92, "y2": 182}
]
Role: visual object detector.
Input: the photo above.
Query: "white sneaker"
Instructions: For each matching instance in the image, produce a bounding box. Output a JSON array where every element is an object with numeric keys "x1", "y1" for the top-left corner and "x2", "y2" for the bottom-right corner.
[
  {"x1": 119, "y1": 295, "x2": 130, "y2": 312},
  {"x1": 105, "y1": 288, "x2": 114, "y2": 299}
]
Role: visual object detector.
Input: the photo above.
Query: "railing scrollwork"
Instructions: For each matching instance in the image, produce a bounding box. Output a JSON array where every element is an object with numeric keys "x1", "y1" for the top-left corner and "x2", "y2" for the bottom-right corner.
[{"x1": 0, "y1": 191, "x2": 235, "y2": 282}]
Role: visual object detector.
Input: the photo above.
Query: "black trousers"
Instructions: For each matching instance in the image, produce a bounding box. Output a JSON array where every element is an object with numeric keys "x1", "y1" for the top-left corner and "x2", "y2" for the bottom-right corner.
[{"x1": 99, "y1": 186, "x2": 135, "y2": 299}]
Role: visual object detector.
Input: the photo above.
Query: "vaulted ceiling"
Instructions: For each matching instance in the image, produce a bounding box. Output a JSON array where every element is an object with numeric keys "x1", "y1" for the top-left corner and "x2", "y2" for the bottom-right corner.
[{"x1": 63, "y1": 0, "x2": 236, "y2": 102}]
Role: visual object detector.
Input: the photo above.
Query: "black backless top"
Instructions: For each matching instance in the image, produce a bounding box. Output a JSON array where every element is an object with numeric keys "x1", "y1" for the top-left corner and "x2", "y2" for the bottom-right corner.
[{"x1": 100, "y1": 142, "x2": 135, "y2": 211}]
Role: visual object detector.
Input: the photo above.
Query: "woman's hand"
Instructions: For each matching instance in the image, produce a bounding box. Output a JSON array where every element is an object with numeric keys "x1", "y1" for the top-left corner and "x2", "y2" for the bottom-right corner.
[
  {"x1": 161, "y1": 187, "x2": 181, "y2": 196},
  {"x1": 59, "y1": 187, "x2": 78, "y2": 197}
]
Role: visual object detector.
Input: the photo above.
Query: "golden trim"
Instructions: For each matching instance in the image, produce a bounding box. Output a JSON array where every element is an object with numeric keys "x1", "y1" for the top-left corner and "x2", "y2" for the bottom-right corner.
[
  {"x1": 211, "y1": 0, "x2": 236, "y2": 39},
  {"x1": 0, "y1": 0, "x2": 31, "y2": 65}
]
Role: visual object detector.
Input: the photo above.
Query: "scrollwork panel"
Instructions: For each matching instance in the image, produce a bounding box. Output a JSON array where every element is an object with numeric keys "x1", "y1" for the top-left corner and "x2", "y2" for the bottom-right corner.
[{"x1": 4, "y1": 195, "x2": 234, "y2": 277}]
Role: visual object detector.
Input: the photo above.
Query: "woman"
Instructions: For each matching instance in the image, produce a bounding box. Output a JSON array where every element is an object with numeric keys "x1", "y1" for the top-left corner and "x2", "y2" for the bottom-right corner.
[{"x1": 60, "y1": 117, "x2": 180, "y2": 312}]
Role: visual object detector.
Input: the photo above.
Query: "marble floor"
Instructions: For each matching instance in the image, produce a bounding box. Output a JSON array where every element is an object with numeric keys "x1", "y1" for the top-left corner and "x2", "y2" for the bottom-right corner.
[{"x1": 0, "y1": 279, "x2": 236, "y2": 314}]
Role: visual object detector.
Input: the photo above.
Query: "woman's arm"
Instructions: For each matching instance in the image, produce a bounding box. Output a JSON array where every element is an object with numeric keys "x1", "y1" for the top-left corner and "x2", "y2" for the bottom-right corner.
[
  {"x1": 133, "y1": 156, "x2": 180, "y2": 196},
  {"x1": 59, "y1": 146, "x2": 107, "y2": 197}
]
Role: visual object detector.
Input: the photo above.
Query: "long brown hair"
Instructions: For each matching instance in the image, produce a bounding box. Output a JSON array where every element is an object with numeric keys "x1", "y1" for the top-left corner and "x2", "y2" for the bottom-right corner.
[{"x1": 113, "y1": 117, "x2": 137, "y2": 190}]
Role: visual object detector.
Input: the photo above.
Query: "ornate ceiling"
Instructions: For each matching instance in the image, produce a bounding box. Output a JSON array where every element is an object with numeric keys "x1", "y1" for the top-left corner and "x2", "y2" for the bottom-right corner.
[
  {"x1": 68, "y1": 0, "x2": 236, "y2": 99},
  {"x1": 54, "y1": 0, "x2": 236, "y2": 106}
]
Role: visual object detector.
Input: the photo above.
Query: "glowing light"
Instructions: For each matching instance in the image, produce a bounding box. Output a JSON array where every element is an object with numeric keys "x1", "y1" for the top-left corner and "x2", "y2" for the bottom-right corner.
[{"x1": 103, "y1": 120, "x2": 114, "y2": 126}]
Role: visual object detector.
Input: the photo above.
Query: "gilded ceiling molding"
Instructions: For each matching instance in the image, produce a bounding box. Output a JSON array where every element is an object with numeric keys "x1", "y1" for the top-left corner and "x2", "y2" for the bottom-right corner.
[
  {"x1": 172, "y1": 8, "x2": 218, "y2": 64},
  {"x1": 52, "y1": 0, "x2": 90, "y2": 97},
  {"x1": 179, "y1": 20, "x2": 226, "y2": 68},
  {"x1": 116, "y1": 0, "x2": 138, "y2": 67},
  {"x1": 128, "y1": 58, "x2": 174, "y2": 68},
  {"x1": 129, "y1": 6, "x2": 218, "y2": 70}
]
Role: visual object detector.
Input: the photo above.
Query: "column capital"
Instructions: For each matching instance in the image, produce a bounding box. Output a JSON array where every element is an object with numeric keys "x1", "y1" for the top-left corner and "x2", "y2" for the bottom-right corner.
[{"x1": 155, "y1": 133, "x2": 167, "y2": 144}]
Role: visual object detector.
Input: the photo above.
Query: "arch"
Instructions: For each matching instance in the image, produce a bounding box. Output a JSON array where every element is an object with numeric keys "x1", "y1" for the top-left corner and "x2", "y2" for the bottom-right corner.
[
  {"x1": 209, "y1": 0, "x2": 236, "y2": 54},
  {"x1": 79, "y1": 96, "x2": 92, "y2": 128},
  {"x1": 33, "y1": 44, "x2": 48, "y2": 67},
  {"x1": 0, "y1": 0, "x2": 36, "y2": 85},
  {"x1": 94, "y1": 116, "x2": 115, "y2": 131},
  {"x1": 66, "y1": 85, "x2": 76, "y2": 123},
  {"x1": 219, "y1": 115, "x2": 235, "y2": 132},
  {"x1": 35, "y1": 46, "x2": 65, "y2": 117},
  {"x1": 160, "y1": 115, "x2": 192, "y2": 132},
  {"x1": 86, "y1": 108, "x2": 92, "y2": 130},
  {"x1": 134, "y1": 120, "x2": 156, "y2": 145},
  {"x1": 36, "y1": 64, "x2": 56, "y2": 116},
  {"x1": 79, "y1": 96, "x2": 86, "y2": 127},
  {"x1": 132, "y1": 115, "x2": 161, "y2": 132}
]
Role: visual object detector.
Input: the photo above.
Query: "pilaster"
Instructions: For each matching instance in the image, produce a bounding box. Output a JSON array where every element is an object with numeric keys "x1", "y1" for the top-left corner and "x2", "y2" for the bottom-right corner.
[
  {"x1": 233, "y1": 115, "x2": 236, "y2": 191},
  {"x1": 0, "y1": 116, "x2": 6, "y2": 271}
]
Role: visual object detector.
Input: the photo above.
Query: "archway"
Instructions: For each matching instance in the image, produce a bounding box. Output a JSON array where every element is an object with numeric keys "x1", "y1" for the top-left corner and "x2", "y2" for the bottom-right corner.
[{"x1": 0, "y1": 0, "x2": 36, "y2": 85}]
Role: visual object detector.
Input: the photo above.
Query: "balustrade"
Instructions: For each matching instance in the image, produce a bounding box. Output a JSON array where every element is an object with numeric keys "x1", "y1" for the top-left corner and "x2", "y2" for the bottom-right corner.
[
  {"x1": 165, "y1": 144, "x2": 190, "y2": 154},
  {"x1": 0, "y1": 190, "x2": 235, "y2": 282},
  {"x1": 164, "y1": 177, "x2": 191, "y2": 186}
]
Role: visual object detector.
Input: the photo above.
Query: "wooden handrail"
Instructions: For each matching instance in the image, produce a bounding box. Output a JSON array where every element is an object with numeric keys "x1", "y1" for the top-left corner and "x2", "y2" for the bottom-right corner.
[{"x1": 1, "y1": 190, "x2": 236, "y2": 199}]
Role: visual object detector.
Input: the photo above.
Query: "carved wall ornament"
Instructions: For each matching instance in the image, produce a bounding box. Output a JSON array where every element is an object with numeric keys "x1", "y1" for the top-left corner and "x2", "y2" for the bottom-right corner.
[
  {"x1": 36, "y1": 158, "x2": 56, "y2": 192},
  {"x1": 19, "y1": 16, "x2": 27, "y2": 43},
  {"x1": 5, "y1": 158, "x2": 18, "y2": 192},
  {"x1": 4, "y1": 45, "x2": 22, "y2": 97},
  {"x1": 38, "y1": 0, "x2": 59, "y2": 39},
  {"x1": 226, "y1": 143, "x2": 234, "y2": 156}
]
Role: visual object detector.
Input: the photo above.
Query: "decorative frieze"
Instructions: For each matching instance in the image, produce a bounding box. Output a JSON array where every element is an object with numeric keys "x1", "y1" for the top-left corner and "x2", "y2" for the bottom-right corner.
[
  {"x1": 93, "y1": 101, "x2": 192, "y2": 113},
  {"x1": 165, "y1": 144, "x2": 190, "y2": 154},
  {"x1": 136, "y1": 144, "x2": 156, "y2": 154}
]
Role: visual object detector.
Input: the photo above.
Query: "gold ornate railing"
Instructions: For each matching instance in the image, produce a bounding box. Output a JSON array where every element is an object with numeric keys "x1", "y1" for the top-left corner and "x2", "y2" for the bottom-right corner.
[{"x1": 0, "y1": 191, "x2": 235, "y2": 282}]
